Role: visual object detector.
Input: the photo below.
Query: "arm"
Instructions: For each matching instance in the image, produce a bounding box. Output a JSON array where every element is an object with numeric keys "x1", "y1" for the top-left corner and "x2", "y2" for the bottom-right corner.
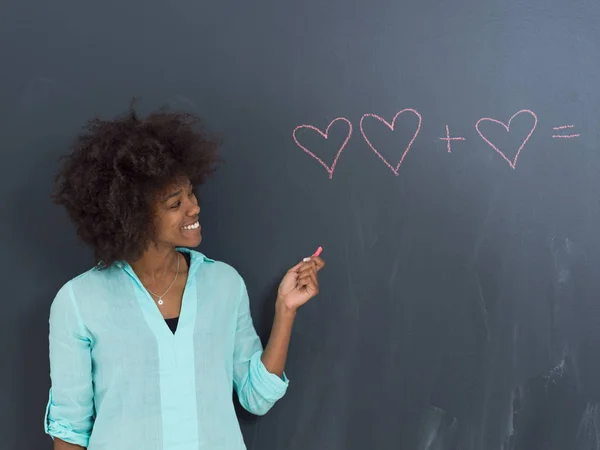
[
  {"x1": 260, "y1": 303, "x2": 296, "y2": 377},
  {"x1": 232, "y1": 280, "x2": 289, "y2": 416},
  {"x1": 232, "y1": 254, "x2": 325, "y2": 415},
  {"x1": 261, "y1": 255, "x2": 325, "y2": 376},
  {"x1": 45, "y1": 282, "x2": 95, "y2": 448}
]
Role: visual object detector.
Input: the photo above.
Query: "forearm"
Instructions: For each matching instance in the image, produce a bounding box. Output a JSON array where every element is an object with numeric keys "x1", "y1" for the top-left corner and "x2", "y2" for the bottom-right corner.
[
  {"x1": 54, "y1": 438, "x2": 85, "y2": 450},
  {"x1": 260, "y1": 299, "x2": 296, "y2": 377}
]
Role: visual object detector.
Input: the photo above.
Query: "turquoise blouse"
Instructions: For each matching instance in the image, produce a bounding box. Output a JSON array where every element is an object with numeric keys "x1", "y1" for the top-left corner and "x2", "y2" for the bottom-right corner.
[{"x1": 44, "y1": 248, "x2": 289, "y2": 449}]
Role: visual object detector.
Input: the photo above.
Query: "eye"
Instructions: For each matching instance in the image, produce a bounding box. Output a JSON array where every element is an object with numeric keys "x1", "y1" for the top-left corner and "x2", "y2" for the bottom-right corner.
[{"x1": 170, "y1": 201, "x2": 181, "y2": 209}]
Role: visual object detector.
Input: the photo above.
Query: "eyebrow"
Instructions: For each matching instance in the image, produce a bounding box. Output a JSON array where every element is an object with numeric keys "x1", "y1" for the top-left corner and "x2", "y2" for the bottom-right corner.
[
  {"x1": 162, "y1": 190, "x2": 182, "y2": 202},
  {"x1": 161, "y1": 182, "x2": 193, "y2": 202}
]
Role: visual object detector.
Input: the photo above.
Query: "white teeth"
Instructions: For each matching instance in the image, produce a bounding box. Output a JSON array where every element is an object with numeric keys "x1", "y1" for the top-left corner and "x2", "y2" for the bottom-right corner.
[{"x1": 182, "y1": 221, "x2": 199, "y2": 230}]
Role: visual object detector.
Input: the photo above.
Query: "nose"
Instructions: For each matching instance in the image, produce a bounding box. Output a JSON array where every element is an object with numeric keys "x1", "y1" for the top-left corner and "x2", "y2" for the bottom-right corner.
[{"x1": 187, "y1": 199, "x2": 200, "y2": 216}]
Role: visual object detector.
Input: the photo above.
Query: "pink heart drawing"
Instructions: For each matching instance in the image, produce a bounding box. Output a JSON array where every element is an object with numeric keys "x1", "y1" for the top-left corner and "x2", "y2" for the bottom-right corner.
[
  {"x1": 292, "y1": 117, "x2": 353, "y2": 179},
  {"x1": 475, "y1": 109, "x2": 538, "y2": 169},
  {"x1": 359, "y1": 109, "x2": 422, "y2": 175}
]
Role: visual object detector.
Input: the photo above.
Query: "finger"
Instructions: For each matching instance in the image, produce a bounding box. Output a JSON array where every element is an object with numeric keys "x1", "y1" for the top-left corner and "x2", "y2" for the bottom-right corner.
[
  {"x1": 297, "y1": 273, "x2": 312, "y2": 285},
  {"x1": 297, "y1": 271, "x2": 317, "y2": 287},
  {"x1": 287, "y1": 261, "x2": 304, "y2": 273},
  {"x1": 303, "y1": 256, "x2": 325, "y2": 271},
  {"x1": 297, "y1": 277, "x2": 314, "y2": 291},
  {"x1": 312, "y1": 256, "x2": 325, "y2": 270},
  {"x1": 298, "y1": 271, "x2": 318, "y2": 288},
  {"x1": 297, "y1": 263, "x2": 316, "y2": 276},
  {"x1": 308, "y1": 268, "x2": 319, "y2": 282},
  {"x1": 302, "y1": 277, "x2": 319, "y2": 295},
  {"x1": 310, "y1": 270, "x2": 319, "y2": 286}
]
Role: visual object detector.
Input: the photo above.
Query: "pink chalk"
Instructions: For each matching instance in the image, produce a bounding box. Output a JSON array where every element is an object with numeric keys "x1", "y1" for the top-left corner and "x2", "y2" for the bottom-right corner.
[{"x1": 312, "y1": 246, "x2": 323, "y2": 257}]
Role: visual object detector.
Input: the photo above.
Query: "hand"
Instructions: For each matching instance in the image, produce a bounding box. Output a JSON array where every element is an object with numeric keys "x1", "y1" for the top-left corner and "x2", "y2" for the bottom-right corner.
[{"x1": 277, "y1": 255, "x2": 326, "y2": 312}]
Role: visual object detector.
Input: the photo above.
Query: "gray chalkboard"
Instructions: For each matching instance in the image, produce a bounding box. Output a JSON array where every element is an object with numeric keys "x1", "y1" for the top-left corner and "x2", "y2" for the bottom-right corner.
[{"x1": 2, "y1": 0, "x2": 600, "y2": 449}]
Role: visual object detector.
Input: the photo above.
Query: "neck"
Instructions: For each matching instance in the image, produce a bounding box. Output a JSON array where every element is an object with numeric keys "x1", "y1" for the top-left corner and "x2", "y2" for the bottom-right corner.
[{"x1": 128, "y1": 245, "x2": 179, "y2": 282}]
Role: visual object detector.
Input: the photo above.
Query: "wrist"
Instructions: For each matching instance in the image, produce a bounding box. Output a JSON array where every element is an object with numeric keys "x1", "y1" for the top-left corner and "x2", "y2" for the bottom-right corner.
[{"x1": 275, "y1": 297, "x2": 298, "y2": 317}]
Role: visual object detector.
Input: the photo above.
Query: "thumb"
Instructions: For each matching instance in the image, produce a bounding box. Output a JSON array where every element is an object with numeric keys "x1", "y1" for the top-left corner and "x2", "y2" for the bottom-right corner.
[{"x1": 287, "y1": 260, "x2": 304, "y2": 273}]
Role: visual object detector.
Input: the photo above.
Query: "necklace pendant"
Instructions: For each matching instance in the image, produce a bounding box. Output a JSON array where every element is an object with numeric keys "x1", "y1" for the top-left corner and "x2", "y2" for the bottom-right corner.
[{"x1": 157, "y1": 298, "x2": 164, "y2": 306}]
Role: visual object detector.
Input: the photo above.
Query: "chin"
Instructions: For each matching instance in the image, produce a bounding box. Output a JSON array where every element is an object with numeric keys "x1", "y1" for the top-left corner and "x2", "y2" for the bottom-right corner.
[
  {"x1": 178, "y1": 234, "x2": 202, "y2": 248},
  {"x1": 177, "y1": 226, "x2": 202, "y2": 248}
]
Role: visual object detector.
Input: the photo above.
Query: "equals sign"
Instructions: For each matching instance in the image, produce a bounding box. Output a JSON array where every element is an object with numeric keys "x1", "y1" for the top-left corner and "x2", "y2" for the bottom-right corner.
[{"x1": 552, "y1": 125, "x2": 580, "y2": 139}]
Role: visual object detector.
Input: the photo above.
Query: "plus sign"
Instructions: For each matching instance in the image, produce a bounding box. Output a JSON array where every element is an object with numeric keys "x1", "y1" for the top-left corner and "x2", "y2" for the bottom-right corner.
[{"x1": 439, "y1": 125, "x2": 466, "y2": 153}]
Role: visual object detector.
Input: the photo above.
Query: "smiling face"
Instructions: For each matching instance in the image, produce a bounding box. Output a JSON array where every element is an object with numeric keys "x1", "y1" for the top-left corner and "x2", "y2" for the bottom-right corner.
[{"x1": 152, "y1": 177, "x2": 202, "y2": 249}]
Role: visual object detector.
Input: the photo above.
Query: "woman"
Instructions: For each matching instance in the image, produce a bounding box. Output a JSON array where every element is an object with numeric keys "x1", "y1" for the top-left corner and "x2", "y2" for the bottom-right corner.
[{"x1": 45, "y1": 105, "x2": 325, "y2": 450}]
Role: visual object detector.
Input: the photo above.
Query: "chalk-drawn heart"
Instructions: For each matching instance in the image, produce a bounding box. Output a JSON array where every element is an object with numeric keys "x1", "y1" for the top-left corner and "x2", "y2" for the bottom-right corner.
[
  {"x1": 293, "y1": 117, "x2": 353, "y2": 179},
  {"x1": 475, "y1": 110, "x2": 538, "y2": 169},
  {"x1": 359, "y1": 109, "x2": 422, "y2": 175}
]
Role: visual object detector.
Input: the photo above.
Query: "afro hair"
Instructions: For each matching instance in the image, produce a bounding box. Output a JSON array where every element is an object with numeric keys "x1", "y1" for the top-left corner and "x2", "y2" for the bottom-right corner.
[{"x1": 53, "y1": 101, "x2": 221, "y2": 267}]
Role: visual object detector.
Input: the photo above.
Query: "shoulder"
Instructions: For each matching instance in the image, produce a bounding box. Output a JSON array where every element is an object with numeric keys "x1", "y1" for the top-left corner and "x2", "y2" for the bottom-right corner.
[
  {"x1": 49, "y1": 267, "x2": 106, "y2": 333},
  {"x1": 185, "y1": 248, "x2": 246, "y2": 292},
  {"x1": 51, "y1": 264, "x2": 122, "y2": 311},
  {"x1": 71, "y1": 264, "x2": 124, "y2": 294}
]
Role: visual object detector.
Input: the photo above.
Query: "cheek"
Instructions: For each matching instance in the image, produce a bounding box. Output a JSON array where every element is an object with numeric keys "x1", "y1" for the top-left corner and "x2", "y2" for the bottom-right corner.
[
  {"x1": 153, "y1": 209, "x2": 186, "y2": 240},
  {"x1": 168, "y1": 214, "x2": 185, "y2": 234},
  {"x1": 153, "y1": 213, "x2": 177, "y2": 237}
]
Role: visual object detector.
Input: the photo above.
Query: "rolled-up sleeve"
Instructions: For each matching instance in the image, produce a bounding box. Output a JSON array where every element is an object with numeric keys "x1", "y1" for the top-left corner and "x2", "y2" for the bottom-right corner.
[
  {"x1": 232, "y1": 278, "x2": 289, "y2": 416},
  {"x1": 44, "y1": 282, "x2": 95, "y2": 447}
]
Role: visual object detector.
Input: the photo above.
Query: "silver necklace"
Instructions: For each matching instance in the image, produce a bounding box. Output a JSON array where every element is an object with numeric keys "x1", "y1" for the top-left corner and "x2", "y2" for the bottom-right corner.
[{"x1": 144, "y1": 253, "x2": 180, "y2": 306}]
